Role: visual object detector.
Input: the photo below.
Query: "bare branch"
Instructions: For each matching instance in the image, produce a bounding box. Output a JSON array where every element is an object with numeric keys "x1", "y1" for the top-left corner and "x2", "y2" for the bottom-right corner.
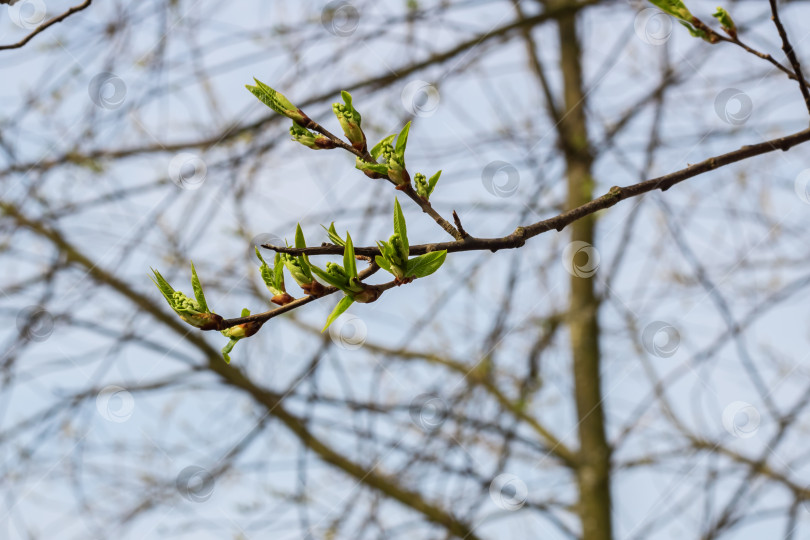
[
  {"x1": 0, "y1": 0, "x2": 92, "y2": 51},
  {"x1": 265, "y1": 125, "x2": 810, "y2": 259},
  {"x1": 768, "y1": 0, "x2": 810, "y2": 114}
]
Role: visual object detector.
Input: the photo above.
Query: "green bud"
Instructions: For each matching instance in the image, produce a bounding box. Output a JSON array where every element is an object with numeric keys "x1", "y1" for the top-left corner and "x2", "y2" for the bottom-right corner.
[
  {"x1": 220, "y1": 308, "x2": 262, "y2": 363},
  {"x1": 363, "y1": 133, "x2": 412, "y2": 184},
  {"x1": 246, "y1": 78, "x2": 309, "y2": 126},
  {"x1": 355, "y1": 157, "x2": 389, "y2": 177},
  {"x1": 256, "y1": 248, "x2": 293, "y2": 305},
  {"x1": 415, "y1": 170, "x2": 441, "y2": 200},
  {"x1": 386, "y1": 155, "x2": 410, "y2": 186},
  {"x1": 221, "y1": 324, "x2": 248, "y2": 340},
  {"x1": 414, "y1": 173, "x2": 427, "y2": 198},
  {"x1": 390, "y1": 235, "x2": 408, "y2": 268},
  {"x1": 712, "y1": 7, "x2": 736, "y2": 37},
  {"x1": 326, "y1": 261, "x2": 348, "y2": 281},
  {"x1": 370, "y1": 135, "x2": 395, "y2": 161},
  {"x1": 377, "y1": 134, "x2": 411, "y2": 186},
  {"x1": 256, "y1": 248, "x2": 284, "y2": 295},
  {"x1": 290, "y1": 123, "x2": 335, "y2": 150},
  {"x1": 281, "y1": 252, "x2": 312, "y2": 287},
  {"x1": 150, "y1": 266, "x2": 223, "y2": 330},
  {"x1": 375, "y1": 237, "x2": 406, "y2": 280},
  {"x1": 332, "y1": 91, "x2": 366, "y2": 150}
]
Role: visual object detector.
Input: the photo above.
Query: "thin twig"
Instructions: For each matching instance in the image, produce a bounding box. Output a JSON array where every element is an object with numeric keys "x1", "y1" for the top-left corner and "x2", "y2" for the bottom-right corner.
[
  {"x1": 452, "y1": 210, "x2": 470, "y2": 239},
  {"x1": 219, "y1": 264, "x2": 393, "y2": 328},
  {"x1": 0, "y1": 0, "x2": 92, "y2": 51},
  {"x1": 768, "y1": 0, "x2": 810, "y2": 114},
  {"x1": 266, "y1": 125, "x2": 810, "y2": 258},
  {"x1": 306, "y1": 118, "x2": 463, "y2": 240},
  {"x1": 690, "y1": 16, "x2": 809, "y2": 93}
]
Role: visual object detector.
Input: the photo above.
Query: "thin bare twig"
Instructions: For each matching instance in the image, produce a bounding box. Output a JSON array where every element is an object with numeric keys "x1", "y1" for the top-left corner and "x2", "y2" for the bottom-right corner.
[
  {"x1": 0, "y1": 0, "x2": 92, "y2": 51},
  {"x1": 265, "y1": 126, "x2": 810, "y2": 259},
  {"x1": 768, "y1": 0, "x2": 810, "y2": 114}
]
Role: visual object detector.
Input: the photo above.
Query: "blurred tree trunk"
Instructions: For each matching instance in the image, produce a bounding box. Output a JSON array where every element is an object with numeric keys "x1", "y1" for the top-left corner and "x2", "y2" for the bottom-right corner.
[{"x1": 556, "y1": 4, "x2": 613, "y2": 540}]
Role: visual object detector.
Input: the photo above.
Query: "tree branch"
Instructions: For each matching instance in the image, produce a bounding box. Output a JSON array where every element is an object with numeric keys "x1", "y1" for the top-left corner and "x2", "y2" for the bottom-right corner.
[
  {"x1": 768, "y1": 0, "x2": 810, "y2": 114},
  {"x1": 305, "y1": 118, "x2": 463, "y2": 240},
  {"x1": 0, "y1": 200, "x2": 481, "y2": 539},
  {"x1": 264, "y1": 125, "x2": 810, "y2": 259},
  {"x1": 0, "y1": 0, "x2": 92, "y2": 51}
]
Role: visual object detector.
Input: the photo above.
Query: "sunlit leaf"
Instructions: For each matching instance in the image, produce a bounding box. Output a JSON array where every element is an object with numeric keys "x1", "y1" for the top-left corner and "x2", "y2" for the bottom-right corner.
[
  {"x1": 322, "y1": 295, "x2": 355, "y2": 332},
  {"x1": 406, "y1": 250, "x2": 447, "y2": 278}
]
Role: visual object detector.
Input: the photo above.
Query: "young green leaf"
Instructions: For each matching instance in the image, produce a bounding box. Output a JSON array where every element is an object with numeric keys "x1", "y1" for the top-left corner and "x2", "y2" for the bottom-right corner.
[
  {"x1": 151, "y1": 266, "x2": 222, "y2": 330},
  {"x1": 256, "y1": 248, "x2": 286, "y2": 296},
  {"x1": 189, "y1": 261, "x2": 209, "y2": 313},
  {"x1": 295, "y1": 223, "x2": 306, "y2": 249},
  {"x1": 323, "y1": 222, "x2": 346, "y2": 247},
  {"x1": 680, "y1": 20, "x2": 710, "y2": 41},
  {"x1": 427, "y1": 170, "x2": 441, "y2": 195},
  {"x1": 712, "y1": 7, "x2": 736, "y2": 36},
  {"x1": 310, "y1": 263, "x2": 349, "y2": 290},
  {"x1": 220, "y1": 308, "x2": 255, "y2": 363},
  {"x1": 648, "y1": 0, "x2": 693, "y2": 20},
  {"x1": 344, "y1": 232, "x2": 357, "y2": 279},
  {"x1": 273, "y1": 253, "x2": 285, "y2": 290},
  {"x1": 322, "y1": 295, "x2": 355, "y2": 332},
  {"x1": 245, "y1": 79, "x2": 308, "y2": 125},
  {"x1": 355, "y1": 158, "x2": 389, "y2": 176},
  {"x1": 405, "y1": 250, "x2": 447, "y2": 279},
  {"x1": 375, "y1": 255, "x2": 392, "y2": 273},
  {"x1": 393, "y1": 198, "x2": 408, "y2": 253},
  {"x1": 221, "y1": 340, "x2": 236, "y2": 363},
  {"x1": 395, "y1": 121, "x2": 411, "y2": 158},
  {"x1": 150, "y1": 268, "x2": 176, "y2": 304}
]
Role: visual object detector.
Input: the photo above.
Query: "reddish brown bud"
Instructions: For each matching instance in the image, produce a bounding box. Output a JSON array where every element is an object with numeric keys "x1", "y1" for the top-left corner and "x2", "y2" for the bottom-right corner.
[
  {"x1": 271, "y1": 293, "x2": 295, "y2": 306},
  {"x1": 301, "y1": 280, "x2": 326, "y2": 297}
]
